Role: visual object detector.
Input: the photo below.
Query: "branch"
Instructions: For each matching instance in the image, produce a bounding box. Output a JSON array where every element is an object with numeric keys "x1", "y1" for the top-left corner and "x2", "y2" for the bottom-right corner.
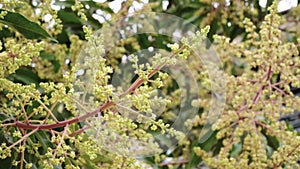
[
  {"x1": 8, "y1": 128, "x2": 39, "y2": 149},
  {"x1": 272, "y1": 143, "x2": 300, "y2": 169},
  {"x1": 119, "y1": 45, "x2": 186, "y2": 97},
  {"x1": 249, "y1": 66, "x2": 272, "y2": 108},
  {"x1": 69, "y1": 125, "x2": 90, "y2": 137},
  {"x1": 13, "y1": 44, "x2": 186, "y2": 135},
  {"x1": 15, "y1": 100, "x2": 114, "y2": 130},
  {"x1": 53, "y1": 124, "x2": 69, "y2": 158}
]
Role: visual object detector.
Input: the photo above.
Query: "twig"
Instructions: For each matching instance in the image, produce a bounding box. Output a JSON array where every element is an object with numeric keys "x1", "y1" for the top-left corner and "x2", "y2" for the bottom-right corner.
[
  {"x1": 53, "y1": 124, "x2": 69, "y2": 158},
  {"x1": 34, "y1": 96, "x2": 59, "y2": 123},
  {"x1": 273, "y1": 143, "x2": 300, "y2": 169},
  {"x1": 14, "y1": 94, "x2": 29, "y2": 123},
  {"x1": 119, "y1": 45, "x2": 186, "y2": 97},
  {"x1": 254, "y1": 120, "x2": 276, "y2": 135},
  {"x1": 0, "y1": 122, "x2": 16, "y2": 127},
  {"x1": 13, "y1": 44, "x2": 186, "y2": 134},
  {"x1": 15, "y1": 100, "x2": 114, "y2": 130},
  {"x1": 69, "y1": 125, "x2": 90, "y2": 137},
  {"x1": 272, "y1": 85, "x2": 289, "y2": 96},
  {"x1": 8, "y1": 128, "x2": 39, "y2": 149},
  {"x1": 20, "y1": 130, "x2": 26, "y2": 169}
]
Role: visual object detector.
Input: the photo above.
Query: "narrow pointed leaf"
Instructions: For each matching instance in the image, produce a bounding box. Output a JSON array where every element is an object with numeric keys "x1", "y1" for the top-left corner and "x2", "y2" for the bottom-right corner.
[{"x1": 0, "y1": 9, "x2": 54, "y2": 40}]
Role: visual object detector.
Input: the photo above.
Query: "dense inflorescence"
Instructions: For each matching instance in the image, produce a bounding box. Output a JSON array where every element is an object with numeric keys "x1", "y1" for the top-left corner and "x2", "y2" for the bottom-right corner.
[{"x1": 191, "y1": 2, "x2": 300, "y2": 169}]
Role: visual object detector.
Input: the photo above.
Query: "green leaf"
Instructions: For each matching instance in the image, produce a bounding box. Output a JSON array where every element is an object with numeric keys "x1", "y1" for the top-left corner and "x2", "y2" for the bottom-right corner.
[
  {"x1": 35, "y1": 131, "x2": 52, "y2": 153},
  {"x1": 207, "y1": 18, "x2": 219, "y2": 42},
  {"x1": 39, "y1": 51, "x2": 61, "y2": 73},
  {"x1": 0, "y1": 9, "x2": 54, "y2": 40},
  {"x1": 56, "y1": 29, "x2": 70, "y2": 44},
  {"x1": 186, "y1": 130, "x2": 218, "y2": 169},
  {"x1": 266, "y1": 145, "x2": 274, "y2": 158},
  {"x1": 230, "y1": 143, "x2": 242, "y2": 157},
  {"x1": 53, "y1": 0, "x2": 75, "y2": 8},
  {"x1": 186, "y1": 140, "x2": 202, "y2": 169},
  {"x1": 198, "y1": 130, "x2": 218, "y2": 152},
  {"x1": 9, "y1": 68, "x2": 40, "y2": 85},
  {"x1": 78, "y1": 153, "x2": 112, "y2": 168},
  {"x1": 266, "y1": 135, "x2": 279, "y2": 149},
  {"x1": 40, "y1": 51, "x2": 56, "y2": 60},
  {"x1": 138, "y1": 157, "x2": 160, "y2": 169},
  {"x1": 58, "y1": 10, "x2": 82, "y2": 25},
  {"x1": 0, "y1": 27, "x2": 13, "y2": 39},
  {"x1": 0, "y1": 131, "x2": 13, "y2": 169}
]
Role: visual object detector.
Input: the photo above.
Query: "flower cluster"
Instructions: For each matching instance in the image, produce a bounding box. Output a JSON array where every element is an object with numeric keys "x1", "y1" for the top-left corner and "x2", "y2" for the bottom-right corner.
[
  {"x1": 1, "y1": 0, "x2": 300, "y2": 169},
  {"x1": 191, "y1": 2, "x2": 300, "y2": 168}
]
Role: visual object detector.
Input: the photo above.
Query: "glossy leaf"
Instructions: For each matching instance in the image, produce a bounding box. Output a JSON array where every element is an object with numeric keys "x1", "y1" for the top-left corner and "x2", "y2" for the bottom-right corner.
[
  {"x1": 0, "y1": 9, "x2": 54, "y2": 40},
  {"x1": 9, "y1": 68, "x2": 40, "y2": 85}
]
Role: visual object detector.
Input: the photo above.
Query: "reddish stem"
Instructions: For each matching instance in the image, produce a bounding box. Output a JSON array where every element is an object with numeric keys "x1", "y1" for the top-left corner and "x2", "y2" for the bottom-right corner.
[
  {"x1": 119, "y1": 46, "x2": 184, "y2": 97},
  {"x1": 273, "y1": 143, "x2": 300, "y2": 169},
  {"x1": 69, "y1": 125, "x2": 90, "y2": 137},
  {"x1": 14, "y1": 46, "x2": 186, "y2": 131},
  {"x1": 14, "y1": 46, "x2": 185, "y2": 134},
  {"x1": 15, "y1": 101, "x2": 113, "y2": 130},
  {"x1": 249, "y1": 66, "x2": 272, "y2": 108}
]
